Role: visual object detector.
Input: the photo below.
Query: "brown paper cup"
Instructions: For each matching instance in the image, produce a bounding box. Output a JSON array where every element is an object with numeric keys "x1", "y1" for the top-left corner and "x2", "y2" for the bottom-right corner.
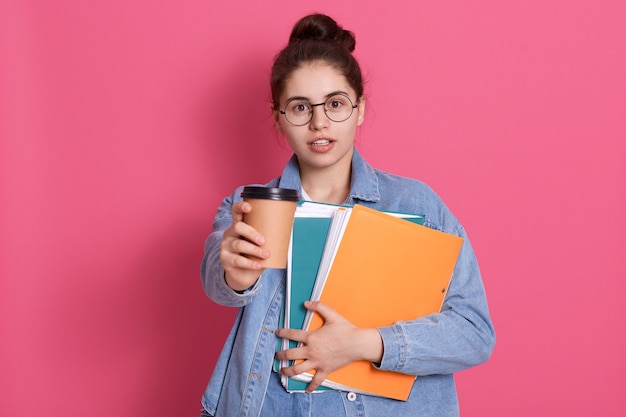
[{"x1": 241, "y1": 187, "x2": 299, "y2": 268}]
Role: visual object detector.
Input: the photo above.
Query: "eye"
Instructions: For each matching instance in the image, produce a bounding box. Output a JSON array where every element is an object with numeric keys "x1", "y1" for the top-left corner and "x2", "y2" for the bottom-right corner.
[
  {"x1": 328, "y1": 100, "x2": 343, "y2": 109},
  {"x1": 289, "y1": 101, "x2": 310, "y2": 114},
  {"x1": 326, "y1": 95, "x2": 350, "y2": 111}
]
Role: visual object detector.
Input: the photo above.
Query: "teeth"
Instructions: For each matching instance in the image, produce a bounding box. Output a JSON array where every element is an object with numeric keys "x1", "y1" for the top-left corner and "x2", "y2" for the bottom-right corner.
[{"x1": 312, "y1": 140, "x2": 330, "y2": 146}]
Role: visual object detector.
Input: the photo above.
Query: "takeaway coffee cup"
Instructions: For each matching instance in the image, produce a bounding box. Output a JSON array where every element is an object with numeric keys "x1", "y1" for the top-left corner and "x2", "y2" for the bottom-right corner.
[{"x1": 241, "y1": 186, "x2": 300, "y2": 268}]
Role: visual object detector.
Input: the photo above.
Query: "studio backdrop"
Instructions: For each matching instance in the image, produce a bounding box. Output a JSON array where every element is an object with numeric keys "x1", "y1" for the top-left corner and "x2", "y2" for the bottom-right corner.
[{"x1": 1, "y1": 1, "x2": 625, "y2": 416}]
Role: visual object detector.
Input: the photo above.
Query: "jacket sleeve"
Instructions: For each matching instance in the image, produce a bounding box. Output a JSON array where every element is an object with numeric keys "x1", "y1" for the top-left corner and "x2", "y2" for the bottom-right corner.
[
  {"x1": 376, "y1": 224, "x2": 496, "y2": 376},
  {"x1": 200, "y1": 187, "x2": 262, "y2": 307}
]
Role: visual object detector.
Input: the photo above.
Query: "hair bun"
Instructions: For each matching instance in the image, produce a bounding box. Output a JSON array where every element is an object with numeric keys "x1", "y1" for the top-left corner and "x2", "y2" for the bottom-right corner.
[{"x1": 289, "y1": 14, "x2": 356, "y2": 52}]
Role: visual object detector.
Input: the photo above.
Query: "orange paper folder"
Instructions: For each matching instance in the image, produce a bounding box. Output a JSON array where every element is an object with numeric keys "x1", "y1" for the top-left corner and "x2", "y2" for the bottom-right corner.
[{"x1": 305, "y1": 204, "x2": 464, "y2": 400}]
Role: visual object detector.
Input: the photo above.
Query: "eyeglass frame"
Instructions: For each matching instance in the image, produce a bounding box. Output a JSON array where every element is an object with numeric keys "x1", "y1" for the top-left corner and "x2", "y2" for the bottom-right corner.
[{"x1": 277, "y1": 93, "x2": 359, "y2": 126}]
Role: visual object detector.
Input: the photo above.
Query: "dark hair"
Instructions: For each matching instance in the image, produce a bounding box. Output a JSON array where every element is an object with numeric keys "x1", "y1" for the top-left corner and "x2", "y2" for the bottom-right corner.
[{"x1": 270, "y1": 14, "x2": 364, "y2": 108}]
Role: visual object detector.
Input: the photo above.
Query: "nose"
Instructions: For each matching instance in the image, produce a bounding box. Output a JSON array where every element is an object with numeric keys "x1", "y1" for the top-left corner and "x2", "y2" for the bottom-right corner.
[{"x1": 309, "y1": 103, "x2": 329, "y2": 130}]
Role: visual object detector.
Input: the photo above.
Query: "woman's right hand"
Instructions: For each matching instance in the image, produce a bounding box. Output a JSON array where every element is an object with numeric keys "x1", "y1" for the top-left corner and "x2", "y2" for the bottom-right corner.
[{"x1": 220, "y1": 201, "x2": 269, "y2": 292}]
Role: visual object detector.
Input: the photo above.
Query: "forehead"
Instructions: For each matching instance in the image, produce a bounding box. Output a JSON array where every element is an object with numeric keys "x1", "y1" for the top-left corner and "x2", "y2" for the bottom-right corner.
[{"x1": 281, "y1": 62, "x2": 355, "y2": 102}]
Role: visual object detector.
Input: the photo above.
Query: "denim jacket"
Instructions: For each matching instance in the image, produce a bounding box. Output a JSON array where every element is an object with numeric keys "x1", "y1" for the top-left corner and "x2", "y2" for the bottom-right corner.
[{"x1": 200, "y1": 149, "x2": 495, "y2": 417}]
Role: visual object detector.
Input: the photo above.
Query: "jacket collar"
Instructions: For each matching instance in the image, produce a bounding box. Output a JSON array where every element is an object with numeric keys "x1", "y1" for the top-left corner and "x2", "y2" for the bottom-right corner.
[{"x1": 278, "y1": 147, "x2": 381, "y2": 204}]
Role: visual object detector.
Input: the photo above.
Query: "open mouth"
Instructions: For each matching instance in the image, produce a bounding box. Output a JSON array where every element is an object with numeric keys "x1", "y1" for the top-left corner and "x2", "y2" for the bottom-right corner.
[{"x1": 311, "y1": 139, "x2": 331, "y2": 146}]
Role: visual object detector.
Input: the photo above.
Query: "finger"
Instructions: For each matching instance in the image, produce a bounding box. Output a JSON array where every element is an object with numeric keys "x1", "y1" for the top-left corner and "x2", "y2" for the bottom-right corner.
[
  {"x1": 306, "y1": 371, "x2": 329, "y2": 393},
  {"x1": 231, "y1": 201, "x2": 251, "y2": 223},
  {"x1": 230, "y1": 220, "x2": 266, "y2": 247},
  {"x1": 275, "y1": 345, "x2": 308, "y2": 362},
  {"x1": 304, "y1": 300, "x2": 340, "y2": 322},
  {"x1": 280, "y1": 359, "x2": 317, "y2": 378},
  {"x1": 276, "y1": 328, "x2": 308, "y2": 343},
  {"x1": 221, "y1": 250, "x2": 264, "y2": 271},
  {"x1": 225, "y1": 234, "x2": 269, "y2": 260}
]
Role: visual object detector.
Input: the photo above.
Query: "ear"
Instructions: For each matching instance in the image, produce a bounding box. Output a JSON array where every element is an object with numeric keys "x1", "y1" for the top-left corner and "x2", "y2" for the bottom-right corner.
[
  {"x1": 356, "y1": 96, "x2": 366, "y2": 126},
  {"x1": 271, "y1": 104, "x2": 283, "y2": 133}
]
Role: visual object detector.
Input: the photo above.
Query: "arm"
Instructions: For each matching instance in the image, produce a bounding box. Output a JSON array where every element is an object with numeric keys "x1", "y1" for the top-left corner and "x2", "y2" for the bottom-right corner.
[
  {"x1": 376, "y1": 229, "x2": 495, "y2": 376},
  {"x1": 276, "y1": 227, "x2": 494, "y2": 389}
]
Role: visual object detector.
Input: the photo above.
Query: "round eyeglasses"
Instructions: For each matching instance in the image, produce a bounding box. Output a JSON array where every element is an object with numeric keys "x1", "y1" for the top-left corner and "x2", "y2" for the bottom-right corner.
[{"x1": 279, "y1": 94, "x2": 358, "y2": 126}]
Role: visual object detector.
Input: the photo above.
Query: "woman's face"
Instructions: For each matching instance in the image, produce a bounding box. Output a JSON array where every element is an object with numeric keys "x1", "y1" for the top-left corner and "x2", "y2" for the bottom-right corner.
[{"x1": 274, "y1": 61, "x2": 365, "y2": 174}]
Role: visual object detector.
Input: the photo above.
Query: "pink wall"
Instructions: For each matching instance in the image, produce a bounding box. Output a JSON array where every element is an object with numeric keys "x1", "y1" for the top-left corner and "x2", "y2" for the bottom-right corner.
[{"x1": 1, "y1": 1, "x2": 624, "y2": 416}]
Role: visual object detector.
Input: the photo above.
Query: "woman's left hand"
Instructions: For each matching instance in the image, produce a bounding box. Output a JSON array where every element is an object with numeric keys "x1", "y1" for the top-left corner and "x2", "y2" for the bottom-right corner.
[{"x1": 275, "y1": 300, "x2": 383, "y2": 393}]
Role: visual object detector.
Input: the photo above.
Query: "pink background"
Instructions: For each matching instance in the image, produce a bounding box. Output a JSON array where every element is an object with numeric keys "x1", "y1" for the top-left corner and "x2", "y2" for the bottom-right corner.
[{"x1": 1, "y1": 1, "x2": 625, "y2": 416}]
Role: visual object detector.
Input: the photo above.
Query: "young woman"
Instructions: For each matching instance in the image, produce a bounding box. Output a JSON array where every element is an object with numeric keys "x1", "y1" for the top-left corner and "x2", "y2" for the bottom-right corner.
[{"x1": 200, "y1": 13, "x2": 495, "y2": 417}]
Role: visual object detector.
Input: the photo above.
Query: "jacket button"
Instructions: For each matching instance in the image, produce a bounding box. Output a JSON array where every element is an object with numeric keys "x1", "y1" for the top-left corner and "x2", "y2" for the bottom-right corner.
[{"x1": 347, "y1": 392, "x2": 357, "y2": 401}]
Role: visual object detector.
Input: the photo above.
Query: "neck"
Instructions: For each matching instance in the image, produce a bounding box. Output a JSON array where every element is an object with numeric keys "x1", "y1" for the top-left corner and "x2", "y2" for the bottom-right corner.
[{"x1": 299, "y1": 155, "x2": 352, "y2": 205}]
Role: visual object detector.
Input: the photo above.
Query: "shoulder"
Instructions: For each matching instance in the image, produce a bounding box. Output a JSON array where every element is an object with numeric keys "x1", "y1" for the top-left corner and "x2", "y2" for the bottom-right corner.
[{"x1": 368, "y1": 168, "x2": 463, "y2": 235}]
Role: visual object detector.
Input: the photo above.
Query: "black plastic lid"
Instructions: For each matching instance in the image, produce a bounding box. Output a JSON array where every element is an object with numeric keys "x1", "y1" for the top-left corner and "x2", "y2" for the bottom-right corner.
[{"x1": 241, "y1": 186, "x2": 300, "y2": 202}]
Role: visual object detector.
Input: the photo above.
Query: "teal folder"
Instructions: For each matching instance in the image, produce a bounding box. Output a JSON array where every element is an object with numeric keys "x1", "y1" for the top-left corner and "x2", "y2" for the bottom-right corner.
[{"x1": 281, "y1": 205, "x2": 335, "y2": 391}]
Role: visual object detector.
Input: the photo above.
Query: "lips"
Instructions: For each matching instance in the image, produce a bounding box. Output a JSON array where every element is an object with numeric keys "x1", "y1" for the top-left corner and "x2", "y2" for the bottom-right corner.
[
  {"x1": 309, "y1": 137, "x2": 334, "y2": 146},
  {"x1": 307, "y1": 137, "x2": 336, "y2": 153}
]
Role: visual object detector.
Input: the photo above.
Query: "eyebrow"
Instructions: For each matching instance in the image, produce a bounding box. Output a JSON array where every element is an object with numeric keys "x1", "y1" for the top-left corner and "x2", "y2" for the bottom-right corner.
[{"x1": 285, "y1": 90, "x2": 351, "y2": 103}]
